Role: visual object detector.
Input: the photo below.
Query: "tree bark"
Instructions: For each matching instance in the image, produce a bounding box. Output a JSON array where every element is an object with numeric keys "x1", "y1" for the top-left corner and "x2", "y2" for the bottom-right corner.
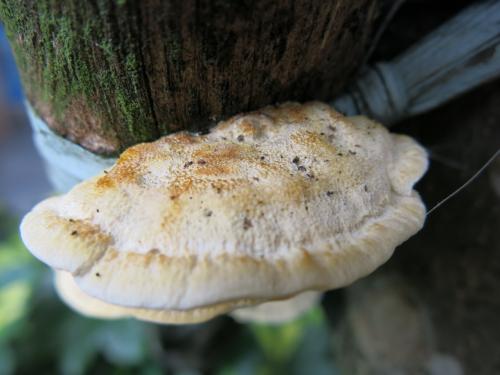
[{"x1": 0, "y1": 0, "x2": 378, "y2": 155}]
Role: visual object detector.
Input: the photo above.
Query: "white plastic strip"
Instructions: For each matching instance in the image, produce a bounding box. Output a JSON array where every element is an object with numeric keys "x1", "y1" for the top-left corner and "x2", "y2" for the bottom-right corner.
[
  {"x1": 333, "y1": 0, "x2": 500, "y2": 124},
  {"x1": 27, "y1": 103, "x2": 116, "y2": 192}
]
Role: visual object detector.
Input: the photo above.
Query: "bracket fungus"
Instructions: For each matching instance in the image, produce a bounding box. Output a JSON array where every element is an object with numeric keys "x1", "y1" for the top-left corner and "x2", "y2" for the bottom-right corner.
[
  {"x1": 230, "y1": 291, "x2": 322, "y2": 324},
  {"x1": 21, "y1": 102, "x2": 428, "y2": 324}
]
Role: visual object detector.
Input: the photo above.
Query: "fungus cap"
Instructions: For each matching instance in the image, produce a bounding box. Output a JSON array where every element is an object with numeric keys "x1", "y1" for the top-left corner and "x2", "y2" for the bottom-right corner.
[
  {"x1": 21, "y1": 102, "x2": 428, "y2": 323},
  {"x1": 56, "y1": 270, "x2": 319, "y2": 324},
  {"x1": 54, "y1": 270, "x2": 262, "y2": 324},
  {"x1": 230, "y1": 291, "x2": 321, "y2": 324}
]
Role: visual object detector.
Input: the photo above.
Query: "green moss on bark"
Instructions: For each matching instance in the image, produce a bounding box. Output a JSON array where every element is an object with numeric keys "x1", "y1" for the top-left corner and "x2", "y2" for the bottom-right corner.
[{"x1": 0, "y1": 0, "x2": 159, "y2": 154}]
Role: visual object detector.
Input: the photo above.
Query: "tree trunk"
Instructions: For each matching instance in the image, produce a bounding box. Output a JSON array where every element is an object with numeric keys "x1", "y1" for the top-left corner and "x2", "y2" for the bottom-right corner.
[{"x1": 0, "y1": 0, "x2": 378, "y2": 155}]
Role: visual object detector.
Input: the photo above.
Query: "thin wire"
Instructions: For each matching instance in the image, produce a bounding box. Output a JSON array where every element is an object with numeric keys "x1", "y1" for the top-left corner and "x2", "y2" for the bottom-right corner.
[
  {"x1": 362, "y1": 0, "x2": 407, "y2": 66},
  {"x1": 426, "y1": 148, "x2": 500, "y2": 216}
]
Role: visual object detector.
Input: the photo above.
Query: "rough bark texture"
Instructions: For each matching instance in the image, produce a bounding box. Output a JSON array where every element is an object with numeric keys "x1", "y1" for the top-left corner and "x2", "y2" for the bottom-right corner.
[{"x1": 0, "y1": 0, "x2": 378, "y2": 155}]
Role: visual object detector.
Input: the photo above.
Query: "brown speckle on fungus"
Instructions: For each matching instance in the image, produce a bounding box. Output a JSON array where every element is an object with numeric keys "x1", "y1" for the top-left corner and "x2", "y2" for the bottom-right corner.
[{"x1": 243, "y1": 217, "x2": 253, "y2": 230}]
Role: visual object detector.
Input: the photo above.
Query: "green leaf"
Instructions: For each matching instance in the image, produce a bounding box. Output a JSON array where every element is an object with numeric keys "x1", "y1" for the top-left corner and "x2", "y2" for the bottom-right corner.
[
  {"x1": 58, "y1": 317, "x2": 101, "y2": 375},
  {"x1": 0, "y1": 280, "x2": 31, "y2": 340},
  {"x1": 217, "y1": 350, "x2": 264, "y2": 375},
  {"x1": 0, "y1": 232, "x2": 42, "y2": 288},
  {"x1": 0, "y1": 343, "x2": 15, "y2": 375},
  {"x1": 98, "y1": 320, "x2": 148, "y2": 365},
  {"x1": 250, "y1": 307, "x2": 325, "y2": 364},
  {"x1": 0, "y1": 234, "x2": 31, "y2": 268},
  {"x1": 289, "y1": 318, "x2": 338, "y2": 375},
  {"x1": 58, "y1": 316, "x2": 149, "y2": 375}
]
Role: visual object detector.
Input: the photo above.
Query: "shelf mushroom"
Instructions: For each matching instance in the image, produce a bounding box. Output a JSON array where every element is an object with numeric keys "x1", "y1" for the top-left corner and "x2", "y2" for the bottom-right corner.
[
  {"x1": 54, "y1": 270, "x2": 258, "y2": 324},
  {"x1": 55, "y1": 270, "x2": 321, "y2": 324},
  {"x1": 230, "y1": 291, "x2": 322, "y2": 324},
  {"x1": 21, "y1": 102, "x2": 428, "y2": 324}
]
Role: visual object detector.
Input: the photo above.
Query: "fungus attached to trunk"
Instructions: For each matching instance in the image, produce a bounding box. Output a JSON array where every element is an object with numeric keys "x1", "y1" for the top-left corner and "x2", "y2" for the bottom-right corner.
[{"x1": 21, "y1": 102, "x2": 428, "y2": 324}]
